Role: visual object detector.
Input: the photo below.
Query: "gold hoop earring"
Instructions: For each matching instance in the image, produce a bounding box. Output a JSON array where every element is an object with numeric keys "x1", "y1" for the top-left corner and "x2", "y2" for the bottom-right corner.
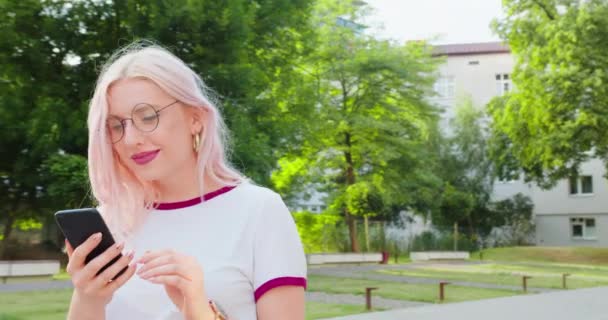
[{"x1": 193, "y1": 132, "x2": 201, "y2": 152}]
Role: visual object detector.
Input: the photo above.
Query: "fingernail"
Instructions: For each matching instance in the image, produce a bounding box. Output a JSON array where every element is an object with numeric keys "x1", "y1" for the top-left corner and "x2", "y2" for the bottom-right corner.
[
  {"x1": 93, "y1": 232, "x2": 102, "y2": 240},
  {"x1": 127, "y1": 250, "x2": 135, "y2": 259},
  {"x1": 115, "y1": 242, "x2": 124, "y2": 250}
]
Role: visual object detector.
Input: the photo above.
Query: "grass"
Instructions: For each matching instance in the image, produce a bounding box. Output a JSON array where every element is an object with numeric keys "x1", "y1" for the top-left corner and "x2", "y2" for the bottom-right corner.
[
  {"x1": 376, "y1": 263, "x2": 608, "y2": 289},
  {"x1": 387, "y1": 256, "x2": 412, "y2": 265},
  {"x1": 0, "y1": 289, "x2": 72, "y2": 320},
  {"x1": 0, "y1": 288, "x2": 372, "y2": 320},
  {"x1": 307, "y1": 274, "x2": 521, "y2": 303},
  {"x1": 474, "y1": 246, "x2": 608, "y2": 265},
  {"x1": 7, "y1": 246, "x2": 608, "y2": 320},
  {"x1": 51, "y1": 269, "x2": 70, "y2": 281}
]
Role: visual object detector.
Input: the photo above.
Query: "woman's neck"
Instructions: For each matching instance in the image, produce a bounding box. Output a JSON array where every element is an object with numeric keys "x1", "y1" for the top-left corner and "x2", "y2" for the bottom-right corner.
[{"x1": 155, "y1": 168, "x2": 225, "y2": 203}]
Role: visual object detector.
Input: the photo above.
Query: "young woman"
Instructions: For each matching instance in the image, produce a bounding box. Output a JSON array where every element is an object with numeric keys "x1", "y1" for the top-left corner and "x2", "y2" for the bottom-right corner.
[{"x1": 64, "y1": 42, "x2": 307, "y2": 320}]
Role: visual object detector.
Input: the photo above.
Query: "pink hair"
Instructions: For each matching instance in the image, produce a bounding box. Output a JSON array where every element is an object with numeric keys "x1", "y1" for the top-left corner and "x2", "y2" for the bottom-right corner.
[{"x1": 87, "y1": 41, "x2": 245, "y2": 239}]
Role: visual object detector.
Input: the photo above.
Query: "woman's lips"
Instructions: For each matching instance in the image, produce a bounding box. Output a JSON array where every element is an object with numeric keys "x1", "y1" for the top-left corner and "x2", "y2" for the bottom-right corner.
[{"x1": 131, "y1": 150, "x2": 160, "y2": 165}]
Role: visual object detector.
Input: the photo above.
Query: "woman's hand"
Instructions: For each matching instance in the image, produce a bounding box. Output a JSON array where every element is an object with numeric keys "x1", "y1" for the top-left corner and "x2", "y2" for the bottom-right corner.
[
  {"x1": 136, "y1": 250, "x2": 215, "y2": 320},
  {"x1": 65, "y1": 233, "x2": 137, "y2": 319}
]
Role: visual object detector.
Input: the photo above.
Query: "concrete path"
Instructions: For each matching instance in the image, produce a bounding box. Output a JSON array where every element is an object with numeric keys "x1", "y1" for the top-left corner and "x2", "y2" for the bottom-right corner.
[
  {"x1": 322, "y1": 286, "x2": 608, "y2": 320},
  {"x1": 0, "y1": 280, "x2": 73, "y2": 293}
]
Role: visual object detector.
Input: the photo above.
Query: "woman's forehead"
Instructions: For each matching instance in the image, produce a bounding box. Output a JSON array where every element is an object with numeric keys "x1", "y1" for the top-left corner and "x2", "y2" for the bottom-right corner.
[{"x1": 107, "y1": 78, "x2": 167, "y2": 115}]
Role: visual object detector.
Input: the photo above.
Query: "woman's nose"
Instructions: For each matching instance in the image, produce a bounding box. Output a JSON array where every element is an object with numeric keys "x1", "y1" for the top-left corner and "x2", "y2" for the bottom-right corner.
[{"x1": 121, "y1": 120, "x2": 144, "y2": 145}]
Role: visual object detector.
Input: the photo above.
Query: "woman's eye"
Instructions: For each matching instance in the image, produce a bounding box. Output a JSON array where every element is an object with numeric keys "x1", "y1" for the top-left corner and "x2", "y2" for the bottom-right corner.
[{"x1": 142, "y1": 115, "x2": 157, "y2": 122}]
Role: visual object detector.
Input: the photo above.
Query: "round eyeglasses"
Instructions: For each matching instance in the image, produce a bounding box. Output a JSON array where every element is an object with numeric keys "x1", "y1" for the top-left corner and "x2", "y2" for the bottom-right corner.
[{"x1": 106, "y1": 100, "x2": 179, "y2": 144}]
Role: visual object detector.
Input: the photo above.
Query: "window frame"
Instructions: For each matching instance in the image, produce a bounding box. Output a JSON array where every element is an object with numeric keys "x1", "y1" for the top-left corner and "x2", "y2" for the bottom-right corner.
[
  {"x1": 569, "y1": 175, "x2": 594, "y2": 196},
  {"x1": 496, "y1": 73, "x2": 512, "y2": 96},
  {"x1": 570, "y1": 217, "x2": 597, "y2": 240},
  {"x1": 434, "y1": 75, "x2": 455, "y2": 99}
]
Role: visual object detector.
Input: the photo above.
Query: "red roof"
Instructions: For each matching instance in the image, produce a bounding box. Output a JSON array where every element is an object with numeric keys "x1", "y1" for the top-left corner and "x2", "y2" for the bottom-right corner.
[{"x1": 433, "y1": 42, "x2": 510, "y2": 56}]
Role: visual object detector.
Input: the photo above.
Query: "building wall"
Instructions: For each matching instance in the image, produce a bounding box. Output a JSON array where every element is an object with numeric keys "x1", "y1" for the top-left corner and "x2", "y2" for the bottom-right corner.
[
  {"x1": 536, "y1": 214, "x2": 608, "y2": 247},
  {"x1": 430, "y1": 53, "x2": 515, "y2": 121},
  {"x1": 531, "y1": 158, "x2": 608, "y2": 215},
  {"x1": 431, "y1": 51, "x2": 534, "y2": 201},
  {"x1": 433, "y1": 48, "x2": 608, "y2": 247}
]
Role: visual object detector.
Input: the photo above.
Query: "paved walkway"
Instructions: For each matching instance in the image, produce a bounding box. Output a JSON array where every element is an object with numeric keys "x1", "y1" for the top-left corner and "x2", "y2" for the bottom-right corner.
[
  {"x1": 0, "y1": 280, "x2": 72, "y2": 293},
  {"x1": 323, "y1": 285, "x2": 608, "y2": 320},
  {"x1": 309, "y1": 263, "x2": 557, "y2": 293}
]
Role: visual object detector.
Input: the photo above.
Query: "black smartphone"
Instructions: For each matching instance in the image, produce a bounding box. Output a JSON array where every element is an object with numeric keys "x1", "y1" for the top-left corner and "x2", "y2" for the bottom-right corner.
[{"x1": 55, "y1": 208, "x2": 127, "y2": 279}]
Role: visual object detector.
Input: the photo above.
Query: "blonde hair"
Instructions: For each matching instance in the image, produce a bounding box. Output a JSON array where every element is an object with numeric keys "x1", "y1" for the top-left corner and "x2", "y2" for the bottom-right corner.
[{"x1": 87, "y1": 40, "x2": 245, "y2": 239}]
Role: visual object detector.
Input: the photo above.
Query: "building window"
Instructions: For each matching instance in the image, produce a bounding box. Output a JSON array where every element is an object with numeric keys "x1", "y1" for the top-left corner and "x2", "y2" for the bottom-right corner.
[
  {"x1": 571, "y1": 218, "x2": 596, "y2": 239},
  {"x1": 496, "y1": 73, "x2": 511, "y2": 95},
  {"x1": 434, "y1": 76, "x2": 455, "y2": 98},
  {"x1": 569, "y1": 175, "x2": 593, "y2": 195}
]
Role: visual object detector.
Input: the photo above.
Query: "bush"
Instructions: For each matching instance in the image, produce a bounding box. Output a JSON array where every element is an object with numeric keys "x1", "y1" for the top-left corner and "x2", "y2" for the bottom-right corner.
[
  {"x1": 292, "y1": 211, "x2": 343, "y2": 253},
  {"x1": 411, "y1": 230, "x2": 479, "y2": 252}
]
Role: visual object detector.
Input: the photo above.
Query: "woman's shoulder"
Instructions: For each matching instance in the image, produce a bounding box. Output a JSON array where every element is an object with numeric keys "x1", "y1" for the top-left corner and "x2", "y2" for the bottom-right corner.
[
  {"x1": 234, "y1": 181, "x2": 282, "y2": 202},
  {"x1": 231, "y1": 181, "x2": 290, "y2": 220}
]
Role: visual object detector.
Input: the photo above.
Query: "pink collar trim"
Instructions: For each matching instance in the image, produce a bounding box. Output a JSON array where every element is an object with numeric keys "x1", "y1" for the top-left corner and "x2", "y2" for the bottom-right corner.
[{"x1": 154, "y1": 185, "x2": 237, "y2": 210}]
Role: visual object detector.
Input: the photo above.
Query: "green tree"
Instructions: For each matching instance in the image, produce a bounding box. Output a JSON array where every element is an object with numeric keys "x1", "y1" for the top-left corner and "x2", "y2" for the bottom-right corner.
[
  {"x1": 0, "y1": 0, "x2": 316, "y2": 256},
  {"x1": 489, "y1": 193, "x2": 535, "y2": 246},
  {"x1": 272, "y1": 0, "x2": 442, "y2": 252},
  {"x1": 433, "y1": 95, "x2": 495, "y2": 237},
  {"x1": 488, "y1": 0, "x2": 608, "y2": 186}
]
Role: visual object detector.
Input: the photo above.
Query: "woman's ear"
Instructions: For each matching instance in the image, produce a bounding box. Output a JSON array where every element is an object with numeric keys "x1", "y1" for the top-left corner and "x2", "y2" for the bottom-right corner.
[{"x1": 188, "y1": 106, "x2": 205, "y2": 134}]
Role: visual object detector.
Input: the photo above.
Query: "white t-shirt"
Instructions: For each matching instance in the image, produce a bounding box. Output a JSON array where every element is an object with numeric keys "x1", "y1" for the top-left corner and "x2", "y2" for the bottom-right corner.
[{"x1": 105, "y1": 182, "x2": 307, "y2": 320}]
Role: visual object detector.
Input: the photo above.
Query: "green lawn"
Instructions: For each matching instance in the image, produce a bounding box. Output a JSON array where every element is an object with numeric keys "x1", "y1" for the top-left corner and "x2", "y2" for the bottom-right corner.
[
  {"x1": 8, "y1": 247, "x2": 608, "y2": 320},
  {"x1": 376, "y1": 262, "x2": 608, "y2": 289},
  {"x1": 0, "y1": 289, "x2": 372, "y2": 320},
  {"x1": 307, "y1": 274, "x2": 521, "y2": 303},
  {"x1": 0, "y1": 289, "x2": 72, "y2": 320},
  {"x1": 474, "y1": 246, "x2": 608, "y2": 265}
]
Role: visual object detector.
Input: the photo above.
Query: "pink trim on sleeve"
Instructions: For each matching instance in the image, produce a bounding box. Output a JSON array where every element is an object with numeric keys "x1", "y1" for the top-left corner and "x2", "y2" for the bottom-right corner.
[{"x1": 254, "y1": 277, "x2": 307, "y2": 302}]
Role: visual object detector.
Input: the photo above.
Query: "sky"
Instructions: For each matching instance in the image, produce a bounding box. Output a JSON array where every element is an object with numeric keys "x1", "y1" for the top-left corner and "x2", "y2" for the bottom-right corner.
[{"x1": 363, "y1": 0, "x2": 505, "y2": 44}]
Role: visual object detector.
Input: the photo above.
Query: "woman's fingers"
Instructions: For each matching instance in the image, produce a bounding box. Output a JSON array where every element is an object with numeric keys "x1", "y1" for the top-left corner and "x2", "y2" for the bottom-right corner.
[
  {"x1": 91, "y1": 250, "x2": 136, "y2": 289},
  {"x1": 136, "y1": 249, "x2": 174, "y2": 264},
  {"x1": 81, "y1": 241, "x2": 125, "y2": 280},
  {"x1": 139, "y1": 263, "x2": 191, "y2": 281},
  {"x1": 148, "y1": 275, "x2": 187, "y2": 288},
  {"x1": 65, "y1": 239, "x2": 74, "y2": 258},
  {"x1": 106, "y1": 261, "x2": 138, "y2": 292},
  {"x1": 136, "y1": 254, "x2": 174, "y2": 276},
  {"x1": 66, "y1": 233, "x2": 102, "y2": 274}
]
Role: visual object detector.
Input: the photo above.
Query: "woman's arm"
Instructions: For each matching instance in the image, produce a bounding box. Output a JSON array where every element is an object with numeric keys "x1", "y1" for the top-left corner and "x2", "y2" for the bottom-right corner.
[{"x1": 256, "y1": 286, "x2": 305, "y2": 320}]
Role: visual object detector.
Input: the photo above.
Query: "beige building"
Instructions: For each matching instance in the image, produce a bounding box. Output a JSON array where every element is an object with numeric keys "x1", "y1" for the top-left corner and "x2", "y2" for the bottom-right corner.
[{"x1": 432, "y1": 42, "x2": 608, "y2": 247}]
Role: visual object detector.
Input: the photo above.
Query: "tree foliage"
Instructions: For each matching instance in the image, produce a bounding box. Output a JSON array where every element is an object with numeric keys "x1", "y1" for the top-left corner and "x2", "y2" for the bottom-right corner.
[
  {"x1": 0, "y1": 0, "x2": 316, "y2": 255},
  {"x1": 272, "y1": 0, "x2": 442, "y2": 252},
  {"x1": 489, "y1": 0, "x2": 608, "y2": 187},
  {"x1": 433, "y1": 95, "x2": 495, "y2": 236}
]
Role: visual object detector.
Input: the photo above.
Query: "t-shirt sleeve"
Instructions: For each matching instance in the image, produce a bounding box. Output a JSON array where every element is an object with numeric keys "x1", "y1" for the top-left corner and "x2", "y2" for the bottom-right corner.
[{"x1": 252, "y1": 191, "x2": 307, "y2": 302}]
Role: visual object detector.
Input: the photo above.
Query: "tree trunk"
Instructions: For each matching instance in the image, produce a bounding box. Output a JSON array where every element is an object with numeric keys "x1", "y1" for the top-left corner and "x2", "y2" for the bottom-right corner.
[
  {"x1": 343, "y1": 131, "x2": 360, "y2": 252},
  {"x1": 0, "y1": 215, "x2": 16, "y2": 259},
  {"x1": 344, "y1": 209, "x2": 359, "y2": 252},
  {"x1": 364, "y1": 216, "x2": 370, "y2": 252},
  {"x1": 453, "y1": 222, "x2": 458, "y2": 251}
]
